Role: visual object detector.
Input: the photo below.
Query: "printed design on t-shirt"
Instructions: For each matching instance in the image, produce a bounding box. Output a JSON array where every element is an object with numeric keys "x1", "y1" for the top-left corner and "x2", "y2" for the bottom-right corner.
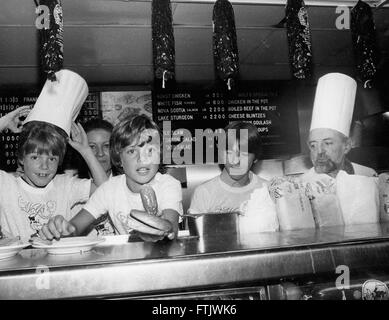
[
  {"x1": 18, "y1": 197, "x2": 57, "y2": 231},
  {"x1": 94, "y1": 214, "x2": 116, "y2": 236},
  {"x1": 117, "y1": 212, "x2": 132, "y2": 232}
]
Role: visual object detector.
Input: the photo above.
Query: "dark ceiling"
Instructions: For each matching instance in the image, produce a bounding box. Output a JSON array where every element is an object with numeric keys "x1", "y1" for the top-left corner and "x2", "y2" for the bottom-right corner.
[{"x1": 0, "y1": 0, "x2": 388, "y2": 87}]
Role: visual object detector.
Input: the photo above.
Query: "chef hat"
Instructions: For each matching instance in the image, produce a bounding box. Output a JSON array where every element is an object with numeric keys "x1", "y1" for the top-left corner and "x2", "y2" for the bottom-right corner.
[
  {"x1": 310, "y1": 73, "x2": 357, "y2": 137},
  {"x1": 25, "y1": 69, "x2": 88, "y2": 136}
]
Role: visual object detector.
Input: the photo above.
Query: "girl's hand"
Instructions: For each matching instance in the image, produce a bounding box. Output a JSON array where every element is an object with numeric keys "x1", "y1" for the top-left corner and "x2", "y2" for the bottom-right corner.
[
  {"x1": 0, "y1": 105, "x2": 31, "y2": 133},
  {"x1": 39, "y1": 215, "x2": 76, "y2": 240},
  {"x1": 68, "y1": 122, "x2": 89, "y2": 154}
]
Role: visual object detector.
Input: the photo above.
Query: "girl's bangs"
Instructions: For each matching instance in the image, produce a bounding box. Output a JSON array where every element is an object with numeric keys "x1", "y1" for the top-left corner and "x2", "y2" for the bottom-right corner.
[{"x1": 23, "y1": 139, "x2": 61, "y2": 157}]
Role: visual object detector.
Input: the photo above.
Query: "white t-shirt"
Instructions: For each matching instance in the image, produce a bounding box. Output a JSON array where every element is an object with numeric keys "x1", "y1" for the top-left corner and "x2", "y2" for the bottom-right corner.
[
  {"x1": 69, "y1": 173, "x2": 116, "y2": 237},
  {"x1": 188, "y1": 172, "x2": 267, "y2": 214},
  {"x1": 0, "y1": 171, "x2": 91, "y2": 241},
  {"x1": 84, "y1": 173, "x2": 183, "y2": 235}
]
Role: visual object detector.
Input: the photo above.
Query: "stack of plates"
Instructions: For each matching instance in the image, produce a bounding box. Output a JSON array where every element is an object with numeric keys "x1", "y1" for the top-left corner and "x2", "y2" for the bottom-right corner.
[
  {"x1": 0, "y1": 238, "x2": 29, "y2": 260},
  {"x1": 31, "y1": 236, "x2": 105, "y2": 255}
]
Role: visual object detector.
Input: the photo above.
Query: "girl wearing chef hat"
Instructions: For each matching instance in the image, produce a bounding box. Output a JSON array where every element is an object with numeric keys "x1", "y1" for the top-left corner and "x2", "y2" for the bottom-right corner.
[{"x1": 0, "y1": 69, "x2": 107, "y2": 242}]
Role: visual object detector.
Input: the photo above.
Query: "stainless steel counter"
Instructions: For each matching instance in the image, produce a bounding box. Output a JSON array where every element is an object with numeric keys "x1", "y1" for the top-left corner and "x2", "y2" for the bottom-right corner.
[{"x1": 1, "y1": 223, "x2": 389, "y2": 299}]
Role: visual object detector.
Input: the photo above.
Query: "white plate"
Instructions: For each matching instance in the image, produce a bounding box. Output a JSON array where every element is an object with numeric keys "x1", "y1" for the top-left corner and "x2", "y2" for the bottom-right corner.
[
  {"x1": 0, "y1": 242, "x2": 29, "y2": 260},
  {"x1": 31, "y1": 236, "x2": 105, "y2": 255}
]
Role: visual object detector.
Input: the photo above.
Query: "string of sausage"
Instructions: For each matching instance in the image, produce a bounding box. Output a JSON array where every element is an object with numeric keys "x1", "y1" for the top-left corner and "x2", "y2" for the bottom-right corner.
[
  {"x1": 35, "y1": 0, "x2": 64, "y2": 82},
  {"x1": 285, "y1": 0, "x2": 313, "y2": 80},
  {"x1": 213, "y1": 0, "x2": 239, "y2": 91},
  {"x1": 152, "y1": 0, "x2": 175, "y2": 89},
  {"x1": 351, "y1": 0, "x2": 379, "y2": 88}
]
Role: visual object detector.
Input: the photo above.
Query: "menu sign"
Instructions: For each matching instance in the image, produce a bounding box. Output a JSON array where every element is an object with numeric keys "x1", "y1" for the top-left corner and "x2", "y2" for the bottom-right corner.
[
  {"x1": 76, "y1": 92, "x2": 100, "y2": 124},
  {"x1": 0, "y1": 91, "x2": 100, "y2": 172},
  {"x1": 0, "y1": 92, "x2": 37, "y2": 171},
  {"x1": 153, "y1": 81, "x2": 300, "y2": 163}
]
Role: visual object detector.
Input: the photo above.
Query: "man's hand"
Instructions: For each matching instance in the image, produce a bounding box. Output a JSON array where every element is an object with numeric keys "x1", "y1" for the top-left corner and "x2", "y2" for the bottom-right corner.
[
  {"x1": 39, "y1": 215, "x2": 76, "y2": 240},
  {"x1": 0, "y1": 105, "x2": 31, "y2": 133},
  {"x1": 68, "y1": 122, "x2": 90, "y2": 155}
]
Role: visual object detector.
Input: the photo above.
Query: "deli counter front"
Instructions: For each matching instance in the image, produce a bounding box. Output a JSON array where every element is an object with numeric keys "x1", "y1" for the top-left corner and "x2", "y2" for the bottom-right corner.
[{"x1": 1, "y1": 222, "x2": 389, "y2": 300}]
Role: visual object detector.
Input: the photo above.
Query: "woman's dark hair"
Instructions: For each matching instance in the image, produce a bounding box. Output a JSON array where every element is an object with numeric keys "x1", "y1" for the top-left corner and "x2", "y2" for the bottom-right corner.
[
  {"x1": 65, "y1": 118, "x2": 114, "y2": 178},
  {"x1": 224, "y1": 121, "x2": 263, "y2": 160},
  {"x1": 17, "y1": 121, "x2": 67, "y2": 166},
  {"x1": 110, "y1": 114, "x2": 165, "y2": 173},
  {"x1": 83, "y1": 118, "x2": 113, "y2": 134}
]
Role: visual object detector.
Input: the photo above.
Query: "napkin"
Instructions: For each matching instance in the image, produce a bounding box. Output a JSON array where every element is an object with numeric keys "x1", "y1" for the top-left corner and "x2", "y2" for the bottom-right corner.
[
  {"x1": 305, "y1": 174, "x2": 344, "y2": 227},
  {"x1": 239, "y1": 185, "x2": 279, "y2": 233},
  {"x1": 269, "y1": 177, "x2": 315, "y2": 230},
  {"x1": 378, "y1": 173, "x2": 389, "y2": 222},
  {"x1": 336, "y1": 170, "x2": 379, "y2": 225}
]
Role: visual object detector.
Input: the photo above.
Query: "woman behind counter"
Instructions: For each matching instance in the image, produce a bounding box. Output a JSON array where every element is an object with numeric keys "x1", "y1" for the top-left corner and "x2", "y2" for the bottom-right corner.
[
  {"x1": 64, "y1": 119, "x2": 117, "y2": 236},
  {"x1": 84, "y1": 119, "x2": 115, "y2": 178}
]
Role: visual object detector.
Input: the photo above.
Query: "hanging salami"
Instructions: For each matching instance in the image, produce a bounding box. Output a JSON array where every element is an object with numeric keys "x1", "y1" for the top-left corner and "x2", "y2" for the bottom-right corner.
[
  {"x1": 152, "y1": 0, "x2": 175, "y2": 89},
  {"x1": 213, "y1": 0, "x2": 239, "y2": 91},
  {"x1": 351, "y1": 0, "x2": 379, "y2": 88},
  {"x1": 285, "y1": 0, "x2": 312, "y2": 80},
  {"x1": 35, "y1": 0, "x2": 64, "y2": 82}
]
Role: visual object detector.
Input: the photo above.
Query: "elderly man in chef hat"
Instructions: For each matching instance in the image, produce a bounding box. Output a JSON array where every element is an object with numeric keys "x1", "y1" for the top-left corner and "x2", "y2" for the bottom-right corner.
[
  {"x1": 303, "y1": 73, "x2": 377, "y2": 179},
  {"x1": 301, "y1": 73, "x2": 379, "y2": 226}
]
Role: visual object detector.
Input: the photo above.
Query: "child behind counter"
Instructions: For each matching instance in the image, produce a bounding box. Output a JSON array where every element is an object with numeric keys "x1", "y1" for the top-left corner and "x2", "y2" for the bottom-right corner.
[
  {"x1": 40, "y1": 115, "x2": 183, "y2": 242},
  {"x1": 72, "y1": 119, "x2": 115, "y2": 178},
  {"x1": 0, "y1": 106, "x2": 107, "y2": 242},
  {"x1": 75, "y1": 118, "x2": 117, "y2": 236},
  {"x1": 188, "y1": 121, "x2": 268, "y2": 214}
]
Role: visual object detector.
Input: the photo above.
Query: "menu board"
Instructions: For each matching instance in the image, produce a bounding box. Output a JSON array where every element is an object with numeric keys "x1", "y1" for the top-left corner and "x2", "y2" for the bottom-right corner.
[
  {"x1": 76, "y1": 92, "x2": 101, "y2": 124},
  {"x1": 0, "y1": 91, "x2": 100, "y2": 172},
  {"x1": 0, "y1": 92, "x2": 37, "y2": 172},
  {"x1": 153, "y1": 81, "x2": 300, "y2": 163}
]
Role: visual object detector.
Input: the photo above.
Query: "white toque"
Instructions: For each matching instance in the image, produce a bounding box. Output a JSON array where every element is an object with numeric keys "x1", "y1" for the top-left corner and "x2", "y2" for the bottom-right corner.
[
  {"x1": 310, "y1": 73, "x2": 357, "y2": 137},
  {"x1": 25, "y1": 69, "x2": 88, "y2": 136}
]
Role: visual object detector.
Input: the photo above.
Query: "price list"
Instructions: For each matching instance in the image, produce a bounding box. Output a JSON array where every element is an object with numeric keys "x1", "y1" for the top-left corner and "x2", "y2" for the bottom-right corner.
[
  {"x1": 0, "y1": 94, "x2": 37, "y2": 171},
  {"x1": 153, "y1": 91, "x2": 199, "y2": 161},
  {"x1": 226, "y1": 91, "x2": 280, "y2": 136},
  {"x1": 151, "y1": 81, "x2": 300, "y2": 162},
  {"x1": 154, "y1": 90, "x2": 228, "y2": 130},
  {"x1": 207, "y1": 83, "x2": 299, "y2": 157},
  {"x1": 154, "y1": 91, "x2": 202, "y2": 123},
  {"x1": 203, "y1": 92, "x2": 227, "y2": 121},
  {"x1": 75, "y1": 92, "x2": 101, "y2": 124}
]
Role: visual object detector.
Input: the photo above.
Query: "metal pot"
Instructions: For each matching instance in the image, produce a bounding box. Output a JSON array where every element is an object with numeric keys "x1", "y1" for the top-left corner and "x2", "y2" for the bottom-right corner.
[{"x1": 184, "y1": 212, "x2": 241, "y2": 238}]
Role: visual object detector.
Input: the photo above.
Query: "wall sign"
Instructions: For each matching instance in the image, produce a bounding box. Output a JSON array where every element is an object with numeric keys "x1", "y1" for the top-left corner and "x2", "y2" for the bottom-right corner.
[{"x1": 152, "y1": 81, "x2": 300, "y2": 163}]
